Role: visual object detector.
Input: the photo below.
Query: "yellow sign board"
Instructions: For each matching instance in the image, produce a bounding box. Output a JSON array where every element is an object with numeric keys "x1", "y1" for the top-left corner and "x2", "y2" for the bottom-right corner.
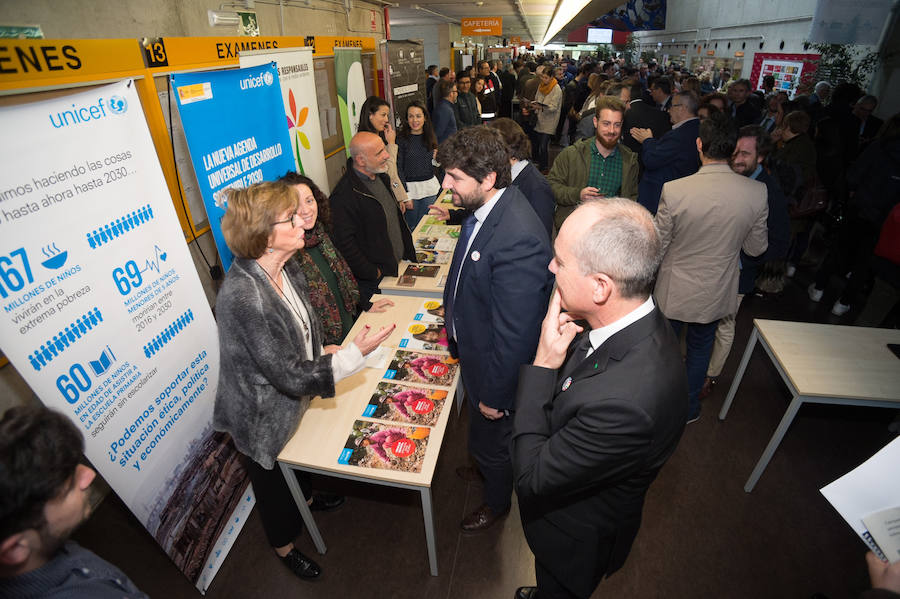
[
  {"x1": 461, "y1": 18, "x2": 503, "y2": 37},
  {"x1": 510, "y1": 36, "x2": 522, "y2": 46},
  {"x1": 143, "y1": 36, "x2": 309, "y2": 69},
  {"x1": 304, "y1": 35, "x2": 377, "y2": 56},
  {"x1": 0, "y1": 39, "x2": 145, "y2": 88}
]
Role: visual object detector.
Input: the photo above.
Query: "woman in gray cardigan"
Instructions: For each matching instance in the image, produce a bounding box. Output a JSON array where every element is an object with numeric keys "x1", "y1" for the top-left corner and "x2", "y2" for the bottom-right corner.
[{"x1": 214, "y1": 181, "x2": 394, "y2": 581}]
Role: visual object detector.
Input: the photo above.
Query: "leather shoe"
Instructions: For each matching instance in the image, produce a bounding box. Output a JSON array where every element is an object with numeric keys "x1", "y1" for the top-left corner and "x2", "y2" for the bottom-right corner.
[
  {"x1": 309, "y1": 492, "x2": 345, "y2": 512},
  {"x1": 281, "y1": 548, "x2": 321, "y2": 580},
  {"x1": 515, "y1": 587, "x2": 539, "y2": 599},
  {"x1": 460, "y1": 503, "x2": 509, "y2": 533},
  {"x1": 455, "y1": 465, "x2": 484, "y2": 483}
]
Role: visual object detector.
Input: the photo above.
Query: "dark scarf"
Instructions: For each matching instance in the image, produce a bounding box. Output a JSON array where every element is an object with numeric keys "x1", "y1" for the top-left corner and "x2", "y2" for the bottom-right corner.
[{"x1": 294, "y1": 222, "x2": 360, "y2": 345}]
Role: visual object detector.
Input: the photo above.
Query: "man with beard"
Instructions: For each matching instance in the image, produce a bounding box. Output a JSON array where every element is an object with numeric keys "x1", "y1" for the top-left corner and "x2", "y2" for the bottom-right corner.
[
  {"x1": 0, "y1": 406, "x2": 149, "y2": 598},
  {"x1": 702, "y1": 124, "x2": 789, "y2": 399},
  {"x1": 330, "y1": 131, "x2": 416, "y2": 306},
  {"x1": 630, "y1": 90, "x2": 701, "y2": 214},
  {"x1": 439, "y1": 126, "x2": 553, "y2": 533},
  {"x1": 548, "y1": 96, "x2": 638, "y2": 231}
]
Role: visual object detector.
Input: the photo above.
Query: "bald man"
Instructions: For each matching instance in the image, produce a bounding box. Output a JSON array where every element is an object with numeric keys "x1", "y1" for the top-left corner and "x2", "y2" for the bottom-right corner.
[{"x1": 330, "y1": 131, "x2": 416, "y2": 305}]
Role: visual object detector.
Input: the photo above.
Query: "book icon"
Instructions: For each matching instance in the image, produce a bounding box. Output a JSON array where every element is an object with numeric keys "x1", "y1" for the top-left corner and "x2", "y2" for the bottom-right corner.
[{"x1": 89, "y1": 346, "x2": 116, "y2": 376}]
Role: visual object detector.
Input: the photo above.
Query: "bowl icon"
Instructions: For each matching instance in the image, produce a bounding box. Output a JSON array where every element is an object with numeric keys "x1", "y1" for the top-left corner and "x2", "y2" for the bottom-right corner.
[{"x1": 41, "y1": 250, "x2": 68, "y2": 270}]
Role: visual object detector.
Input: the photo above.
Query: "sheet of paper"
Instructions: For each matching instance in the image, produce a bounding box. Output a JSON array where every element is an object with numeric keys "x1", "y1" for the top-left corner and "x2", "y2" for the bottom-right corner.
[
  {"x1": 820, "y1": 436, "x2": 900, "y2": 562},
  {"x1": 863, "y1": 507, "x2": 900, "y2": 563}
]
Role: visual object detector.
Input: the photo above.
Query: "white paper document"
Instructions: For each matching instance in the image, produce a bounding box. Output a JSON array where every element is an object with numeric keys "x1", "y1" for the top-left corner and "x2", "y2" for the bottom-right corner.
[{"x1": 820, "y1": 436, "x2": 900, "y2": 563}]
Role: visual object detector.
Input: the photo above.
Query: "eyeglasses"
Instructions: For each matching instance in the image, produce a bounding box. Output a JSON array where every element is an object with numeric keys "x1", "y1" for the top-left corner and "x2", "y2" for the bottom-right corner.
[{"x1": 271, "y1": 213, "x2": 301, "y2": 228}]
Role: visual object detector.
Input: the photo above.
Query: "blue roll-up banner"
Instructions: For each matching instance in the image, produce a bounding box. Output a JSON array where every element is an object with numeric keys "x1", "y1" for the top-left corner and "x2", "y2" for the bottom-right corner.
[{"x1": 173, "y1": 63, "x2": 296, "y2": 271}]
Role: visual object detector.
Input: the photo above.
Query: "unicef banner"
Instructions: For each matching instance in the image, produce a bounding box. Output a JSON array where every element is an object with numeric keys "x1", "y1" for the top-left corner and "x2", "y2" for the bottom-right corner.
[
  {"x1": 239, "y1": 47, "x2": 330, "y2": 194},
  {"x1": 0, "y1": 80, "x2": 252, "y2": 592},
  {"x1": 173, "y1": 63, "x2": 296, "y2": 271},
  {"x1": 335, "y1": 47, "x2": 366, "y2": 156}
]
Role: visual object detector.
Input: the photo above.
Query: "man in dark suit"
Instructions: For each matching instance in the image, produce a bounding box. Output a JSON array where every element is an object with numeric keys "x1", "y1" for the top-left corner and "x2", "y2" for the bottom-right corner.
[
  {"x1": 438, "y1": 126, "x2": 553, "y2": 533},
  {"x1": 621, "y1": 81, "x2": 671, "y2": 166},
  {"x1": 630, "y1": 89, "x2": 701, "y2": 214},
  {"x1": 512, "y1": 198, "x2": 687, "y2": 599}
]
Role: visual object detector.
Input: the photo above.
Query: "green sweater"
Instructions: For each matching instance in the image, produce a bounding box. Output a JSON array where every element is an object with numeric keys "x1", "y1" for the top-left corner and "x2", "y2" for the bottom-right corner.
[{"x1": 547, "y1": 138, "x2": 639, "y2": 230}]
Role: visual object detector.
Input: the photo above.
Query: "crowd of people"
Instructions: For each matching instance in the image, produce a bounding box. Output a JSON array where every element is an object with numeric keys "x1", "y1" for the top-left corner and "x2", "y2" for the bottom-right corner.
[{"x1": 2, "y1": 51, "x2": 898, "y2": 599}]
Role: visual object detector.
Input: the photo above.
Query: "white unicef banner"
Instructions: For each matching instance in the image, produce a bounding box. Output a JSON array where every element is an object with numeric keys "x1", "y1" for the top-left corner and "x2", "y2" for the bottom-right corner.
[
  {"x1": 240, "y1": 47, "x2": 331, "y2": 194},
  {"x1": 0, "y1": 80, "x2": 252, "y2": 592}
]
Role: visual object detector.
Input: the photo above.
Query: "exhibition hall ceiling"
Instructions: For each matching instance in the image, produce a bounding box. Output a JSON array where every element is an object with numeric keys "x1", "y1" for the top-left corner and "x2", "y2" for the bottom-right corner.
[{"x1": 388, "y1": 0, "x2": 623, "y2": 44}]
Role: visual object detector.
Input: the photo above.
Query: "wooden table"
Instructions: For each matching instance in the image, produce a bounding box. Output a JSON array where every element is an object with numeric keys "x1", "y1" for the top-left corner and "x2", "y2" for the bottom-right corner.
[
  {"x1": 277, "y1": 295, "x2": 461, "y2": 575},
  {"x1": 719, "y1": 319, "x2": 900, "y2": 492}
]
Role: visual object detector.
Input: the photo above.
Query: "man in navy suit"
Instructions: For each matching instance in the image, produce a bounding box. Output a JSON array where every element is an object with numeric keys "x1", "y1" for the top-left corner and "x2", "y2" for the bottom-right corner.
[
  {"x1": 511, "y1": 199, "x2": 687, "y2": 599},
  {"x1": 438, "y1": 126, "x2": 553, "y2": 533},
  {"x1": 630, "y1": 89, "x2": 701, "y2": 214}
]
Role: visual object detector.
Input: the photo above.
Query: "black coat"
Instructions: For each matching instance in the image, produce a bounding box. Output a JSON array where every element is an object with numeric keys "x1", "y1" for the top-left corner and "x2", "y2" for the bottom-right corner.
[
  {"x1": 622, "y1": 99, "x2": 672, "y2": 158},
  {"x1": 511, "y1": 162, "x2": 555, "y2": 238},
  {"x1": 329, "y1": 161, "x2": 415, "y2": 301},
  {"x1": 512, "y1": 308, "x2": 687, "y2": 598}
]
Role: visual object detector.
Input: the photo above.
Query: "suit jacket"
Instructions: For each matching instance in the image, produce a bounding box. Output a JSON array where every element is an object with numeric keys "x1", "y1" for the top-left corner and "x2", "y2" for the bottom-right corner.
[
  {"x1": 637, "y1": 117, "x2": 701, "y2": 214},
  {"x1": 655, "y1": 163, "x2": 769, "y2": 323},
  {"x1": 622, "y1": 99, "x2": 672, "y2": 158},
  {"x1": 511, "y1": 161, "x2": 555, "y2": 238},
  {"x1": 739, "y1": 168, "x2": 791, "y2": 293},
  {"x1": 512, "y1": 307, "x2": 687, "y2": 597},
  {"x1": 445, "y1": 186, "x2": 553, "y2": 412}
]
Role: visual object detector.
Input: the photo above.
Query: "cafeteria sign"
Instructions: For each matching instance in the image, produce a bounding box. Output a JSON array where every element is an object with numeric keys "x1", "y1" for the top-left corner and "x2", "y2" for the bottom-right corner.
[{"x1": 462, "y1": 17, "x2": 502, "y2": 36}]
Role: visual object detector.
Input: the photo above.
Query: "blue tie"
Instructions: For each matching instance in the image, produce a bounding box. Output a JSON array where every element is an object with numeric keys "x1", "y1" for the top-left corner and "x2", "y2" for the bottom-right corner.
[{"x1": 445, "y1": 214, "x2": 476, "y2": 339}]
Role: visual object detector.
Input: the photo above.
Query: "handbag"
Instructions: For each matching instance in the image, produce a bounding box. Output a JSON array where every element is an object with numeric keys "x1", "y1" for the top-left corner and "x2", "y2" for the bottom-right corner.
[{"x1": 789, "y1": 176, "x2": 828, "y2": 218}]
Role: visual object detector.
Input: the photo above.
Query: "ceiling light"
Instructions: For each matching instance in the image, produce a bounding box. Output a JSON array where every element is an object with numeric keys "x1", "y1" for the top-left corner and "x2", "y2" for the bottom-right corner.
[
  {"x1": 540, "y1": 0, "x2": 592, "y2": 46},
  {"x1": 208, "y1": 10, "x2": 240, "y2": 27}
]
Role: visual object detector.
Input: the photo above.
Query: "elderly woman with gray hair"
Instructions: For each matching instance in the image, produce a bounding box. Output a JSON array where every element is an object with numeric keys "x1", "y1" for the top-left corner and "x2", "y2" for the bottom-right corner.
[{"x1": 213, "y1": 180, "x2": 394, "y2": 581}]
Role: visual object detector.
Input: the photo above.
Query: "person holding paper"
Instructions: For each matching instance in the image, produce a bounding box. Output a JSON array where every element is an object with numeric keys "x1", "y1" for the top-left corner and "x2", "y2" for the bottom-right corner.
[{"x1": 214, "y1": 180, "x2": 394, "y2": 581}]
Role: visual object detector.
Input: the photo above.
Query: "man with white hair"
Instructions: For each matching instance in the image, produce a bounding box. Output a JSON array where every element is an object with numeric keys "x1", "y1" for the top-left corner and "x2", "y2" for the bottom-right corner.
[
  {"x1": 330, "y1": 131, "x2": 416, "y2": 305},
  {"x1": 511, "y1": 198, "x2": 687, "y2": 599}
]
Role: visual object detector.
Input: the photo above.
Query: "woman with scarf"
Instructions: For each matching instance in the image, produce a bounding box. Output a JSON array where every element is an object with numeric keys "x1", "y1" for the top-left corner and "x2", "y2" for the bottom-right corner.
[
  {"x1": 280, "y1": 172, "x2": 393, "y2": 346},
  {"x1": 527, "y1": 65, "x2": 562, "y2": 172}
]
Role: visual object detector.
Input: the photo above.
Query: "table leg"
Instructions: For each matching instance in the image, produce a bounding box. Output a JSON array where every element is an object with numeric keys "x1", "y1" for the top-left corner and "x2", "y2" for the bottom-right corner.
[
  {"x1": 420, "y1": 488, "x2": 439, "y2": 576},
  {"x1": 744, "y1": 395, "x2": 804, "y2": 493},
  {"x1": 719, "y1": 327, "x2": 759, "y2": 421},
  {"x1": 278, "y1": 462, "x2": 327, "y2": 554}
]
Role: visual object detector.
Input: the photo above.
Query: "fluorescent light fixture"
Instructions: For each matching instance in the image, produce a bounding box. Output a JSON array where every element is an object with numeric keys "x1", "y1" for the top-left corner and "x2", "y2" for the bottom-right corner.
[
  {"x1": 540, "y1": 0, "x2": 592, "y2": 46},
  {"x1": 208, "y1": 10, "x2": 240, "y2": 27}
]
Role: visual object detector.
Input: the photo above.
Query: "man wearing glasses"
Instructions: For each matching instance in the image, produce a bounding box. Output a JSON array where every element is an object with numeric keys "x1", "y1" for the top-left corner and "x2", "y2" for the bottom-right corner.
[{"x1": 629, "y1": 90, "x2": 701, "y2": 214}]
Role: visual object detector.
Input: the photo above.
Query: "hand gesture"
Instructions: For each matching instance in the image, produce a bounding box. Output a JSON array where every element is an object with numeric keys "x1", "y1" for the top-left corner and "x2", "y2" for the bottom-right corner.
[
  {"x1": 428, "y1": 203, "x2": 450, "y2": 221},
  {"x1": 478, "y1": 401, "x2": 504, "y2": 420},
  {"x1": 368, "y1": 298, "x2": 395, "y2": 313},
  {"x1": 866, "y1": 551, "x2": 900, "y2": 593},
  {"x1": 533, "y1": 290, "x2": 583, "y2": 370},
  {"x1": 383, "y1": 122, "x2": 397, "y2": 144},
  {"x1": 352, "y1": 323, "x2": 396, "y2": 356},
  {"x1": 629, "y1": 127, "x2": 652, "y2": 143},
  {"x1": 323, "y1": 345, "x2": 341, "y2": 355}
]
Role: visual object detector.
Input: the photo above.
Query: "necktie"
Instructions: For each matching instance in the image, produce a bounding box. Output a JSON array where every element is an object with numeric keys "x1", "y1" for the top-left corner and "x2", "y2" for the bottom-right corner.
[
  {"x1": 559, "y1": 332, "x2": 594, "y2": 382},
  {"x1": 445, "y1": 214, "x2": 476, "y2": 339}
]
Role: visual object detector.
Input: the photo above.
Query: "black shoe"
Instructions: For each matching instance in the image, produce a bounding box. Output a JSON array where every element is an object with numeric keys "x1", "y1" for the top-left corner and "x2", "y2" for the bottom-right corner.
[
  {"x1": 460, "y1": 503, "x2": 509, "y2": 533},
  {"x1": 515, "y1": 587, "x2": 539, "y2": 599},
  {"x1": 309, "y1": 492, "x2": 345, "y2": 512},
  {"x1": 281, "y1": 548, "x2": 321, "y2": 580}
]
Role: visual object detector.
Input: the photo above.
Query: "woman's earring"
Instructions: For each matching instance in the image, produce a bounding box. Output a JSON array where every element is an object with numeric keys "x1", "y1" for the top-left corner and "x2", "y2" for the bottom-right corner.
[{"x1": 266, "y1": 247, "x2": 274, "y2": 253}]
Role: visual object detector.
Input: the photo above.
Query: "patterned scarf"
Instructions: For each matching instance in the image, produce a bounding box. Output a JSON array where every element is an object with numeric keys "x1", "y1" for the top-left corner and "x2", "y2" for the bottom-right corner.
[{"x1": 295, "y1": 222, "x2": 360, "y2": 345}]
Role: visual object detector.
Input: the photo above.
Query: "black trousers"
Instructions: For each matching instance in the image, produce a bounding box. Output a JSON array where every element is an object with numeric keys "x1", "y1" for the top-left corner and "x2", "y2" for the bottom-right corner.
[
  {"x1": 244, "y1": 454, "x2": 312, "y2": 548},
  {"x1": 536, "y1": 560, "x2": 587, "y2": 599},
  {"x1": 467, "y1": 405, "x2": 513, "y2": 514}
]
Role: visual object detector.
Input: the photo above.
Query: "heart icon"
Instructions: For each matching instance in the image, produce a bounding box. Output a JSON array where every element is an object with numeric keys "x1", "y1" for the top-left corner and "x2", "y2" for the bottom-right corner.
[{"x1": 160, "y1": 252, "x2": 167, "y2": 261}]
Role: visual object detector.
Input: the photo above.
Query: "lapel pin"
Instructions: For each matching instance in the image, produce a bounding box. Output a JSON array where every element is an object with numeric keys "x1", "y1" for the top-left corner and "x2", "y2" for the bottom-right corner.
[
  {"x1": 471, "y1": 250, "x2": 481, "y2": 261},
  {"x1": 561, "y1": 377, "x2": 572, "y2": 391}
]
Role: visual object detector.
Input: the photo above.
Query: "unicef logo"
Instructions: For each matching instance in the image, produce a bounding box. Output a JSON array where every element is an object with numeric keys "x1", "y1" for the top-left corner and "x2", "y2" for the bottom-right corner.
[
  {"x1": 263, "y1": 71, "x2": 274, "y2": 86},
  {"x1": 108, "y1": 95, "x2": 128, "y2": 114}
]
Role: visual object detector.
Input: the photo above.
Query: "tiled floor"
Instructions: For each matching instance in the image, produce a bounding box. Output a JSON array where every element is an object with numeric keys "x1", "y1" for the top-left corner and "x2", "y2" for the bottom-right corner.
[{"x1": 73, "y1": 254, "x2": 899, "y2": 599}]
